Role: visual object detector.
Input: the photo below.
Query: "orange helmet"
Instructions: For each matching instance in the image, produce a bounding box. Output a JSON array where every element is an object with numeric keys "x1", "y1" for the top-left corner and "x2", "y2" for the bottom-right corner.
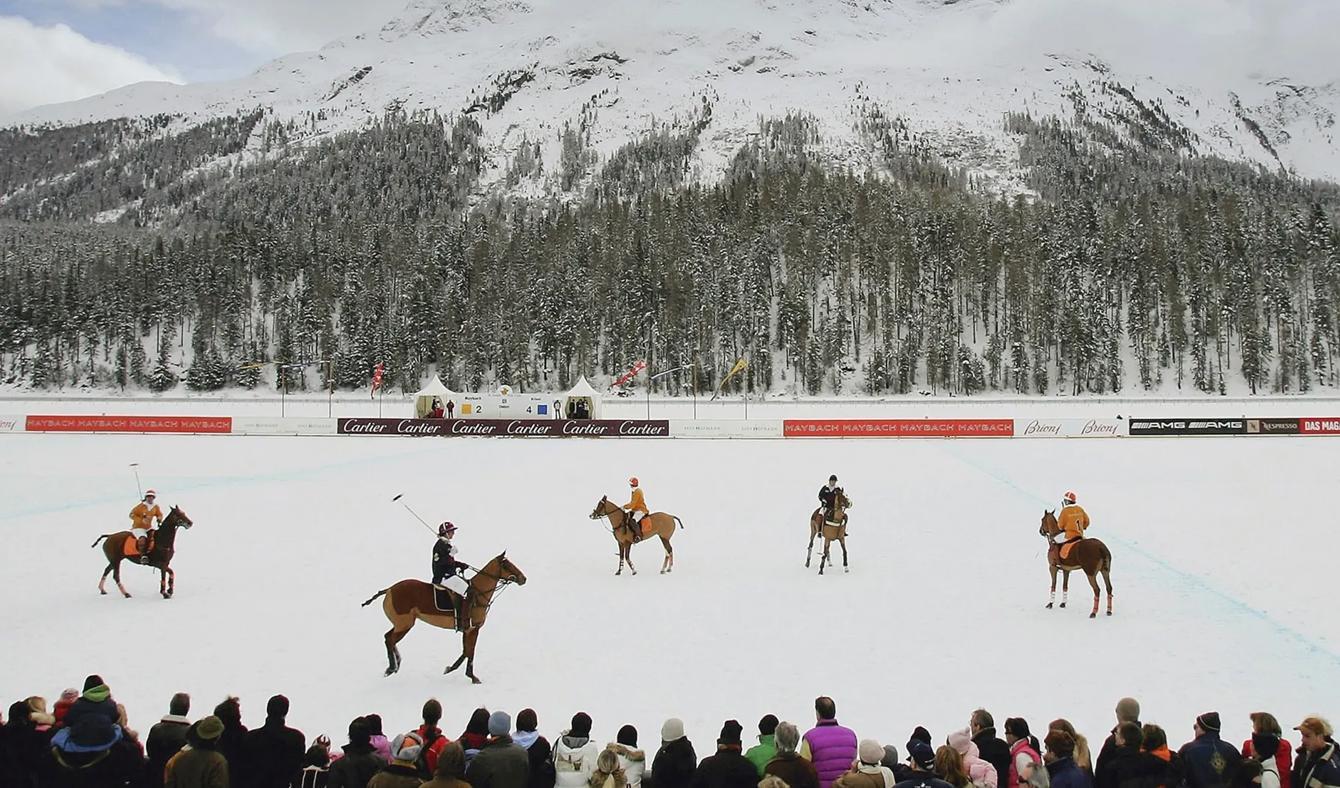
[
  {"x1": 1062, "y1": 490, "x2": 1077, "y2": 504},
  {"x1": 629, "y1": 477, "x2": 639, "y2": 487}
]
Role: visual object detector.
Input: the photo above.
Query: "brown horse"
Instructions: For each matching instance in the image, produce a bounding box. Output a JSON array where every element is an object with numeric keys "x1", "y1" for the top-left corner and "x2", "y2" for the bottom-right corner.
[
  {"x1": 807, "y1": 488, "x2": 851, "y2": 574},
  {"x1": 90, "y1": 506, "x2": 194, "y2": 599},
  {"x1": 361, "y1": 552, "x2": 526, "y2": 682},
  {"x1": 589, "y1": 496, "x2": 684, "y2": 575},
  {"x1": 1040, "y1": 510, "x2": 1114, "y2": 618}
]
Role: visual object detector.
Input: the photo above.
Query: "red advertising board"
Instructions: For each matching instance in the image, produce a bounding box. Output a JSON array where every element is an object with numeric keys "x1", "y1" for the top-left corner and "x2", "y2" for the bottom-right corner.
[
  {"x1": 783, "y1": 419, "x2": 1014, "y2": 438},
  {"x1": 1299, "y1": 418, "x2": 1340, "y2": 435},
  {"x1": 25, "y1": 415, "x2": 233, "y2": 434}
]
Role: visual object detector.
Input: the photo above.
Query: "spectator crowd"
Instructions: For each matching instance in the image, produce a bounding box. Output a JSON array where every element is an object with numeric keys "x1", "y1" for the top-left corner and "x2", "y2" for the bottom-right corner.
[{"x1": 2, "y1": 676, "x2": 1337, "y2": 788}]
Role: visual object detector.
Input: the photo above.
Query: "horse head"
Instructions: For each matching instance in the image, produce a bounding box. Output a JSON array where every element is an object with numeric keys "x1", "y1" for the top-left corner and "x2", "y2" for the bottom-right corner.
[
  {"x1": 835, "y1": 488, "x2": 852, "y2": 510},
  {"x1": 1040, "y1": 509, "x2": 1057, "y2": 538},
  {"x1": 589, "y1": 496, "x2": 613, "y2": 520},
  {"x1": 163, "y1": 506, "x2": 194, "y2": 531},
  {"x1": 490, "y1": 551, "x2": 527, "y2": 586}
]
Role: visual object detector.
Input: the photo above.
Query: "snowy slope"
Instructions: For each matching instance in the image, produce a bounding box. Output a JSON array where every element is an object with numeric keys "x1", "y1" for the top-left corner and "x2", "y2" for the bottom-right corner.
[
  {"x1": 5, "y1": 0, "x2": 1338, "y2": 192},
  {"x1": 3, "y1": 430, "x2": 1339, "y2": 751}
]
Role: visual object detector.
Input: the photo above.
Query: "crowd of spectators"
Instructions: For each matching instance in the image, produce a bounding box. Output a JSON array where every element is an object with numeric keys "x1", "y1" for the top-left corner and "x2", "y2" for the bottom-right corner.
[{"x1": 2, "y1": 677, "x2": 1337, "y2": 788}]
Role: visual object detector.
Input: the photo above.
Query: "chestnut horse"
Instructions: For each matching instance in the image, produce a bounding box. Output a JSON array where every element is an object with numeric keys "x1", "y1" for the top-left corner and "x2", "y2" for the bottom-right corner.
[
  {"x1": 361, "y1": 552, "x2": 526, "y2": 682},
  {"x1": 807, "y1": 488, "x2": 851, "y2": 574},
  {"x1": 90, "y1": 506, "x2": 194, "y2": 599},
  {"x1": 589, "y1": 496, "x2": 684, "y2": 575},
  {"x1": 1040, "y1": 510, "x2": 1113, "y2": 618}
]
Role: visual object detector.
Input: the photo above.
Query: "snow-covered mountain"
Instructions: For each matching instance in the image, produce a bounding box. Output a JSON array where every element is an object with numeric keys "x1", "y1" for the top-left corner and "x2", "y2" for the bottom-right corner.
[{"x1": 5, "y1": 0, "x2": 1338, "y2": 194}]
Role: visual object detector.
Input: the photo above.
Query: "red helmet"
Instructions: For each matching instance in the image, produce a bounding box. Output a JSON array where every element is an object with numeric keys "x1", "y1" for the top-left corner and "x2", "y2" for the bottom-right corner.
[
  {"x1": 438, "y1": 521, "x2": 457, "y2": 537},
  {"x1": 1062, "y1": 490, "x2": 1077, "y2": 504},
  {"x1": 629, "y1": 477, "x2": 639, "y2": 487}
]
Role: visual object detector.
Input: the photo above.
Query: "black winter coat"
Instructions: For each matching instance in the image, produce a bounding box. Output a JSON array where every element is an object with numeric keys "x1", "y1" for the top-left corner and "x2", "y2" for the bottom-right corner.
[
  {"x1": 49, "y1": 736, "x2": 148, "y2": 788},
  {"x1": 1179, "y1": 733, "x2": 1242, "y2": 788},
  {"x1": 973, "y1": 729, "x2": 1012, "y2": 788},
  {"x1": 692, "y1": 748, "x2": 760, "y2": 788},
  {"x1": 63, "y1": 697, "x2": 120, "y2": 731},
  {"x1": 1, "y1": 720, "x2": 52, "y2": 788},
  {"x1": 433, "y1": 539, "x2": 464, "y2": 585},
  {"x1": 146, "y1": 718, "x2": 191, "y2": 788},
  {"x1": 328, "y1": 742, "x2": 388, "y2": 788},
  {"x1": 242, "y1": 718, "x2": 307, "y2": 788},
  {"x1": 1113, "y1": 750, "x2": 1176, "y2": 788},
  {"x1": 653, "y1": 738, "x2": 699, "y2": 788},
  {"x1": 520, "y1": 734, "x2": 555, "y2": 788},
  {"x1": 470, "y1": 736, "x2": 531, "y2": 788}
]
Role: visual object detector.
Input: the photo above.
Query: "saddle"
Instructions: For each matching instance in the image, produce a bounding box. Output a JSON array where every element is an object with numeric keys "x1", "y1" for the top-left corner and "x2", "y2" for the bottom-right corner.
[
  {"x1": 625, "y1": 513, "x2": 648, "y2": 540},
  {"x1": 122, "y1": 532, "x2": 155, "y2": 559},
  {"x1": 1058, "y1": 538, "x2": 1082, "y2": 561},
  {"x1": 432, "y1": 586, "x2": 458, "y2": 613}
]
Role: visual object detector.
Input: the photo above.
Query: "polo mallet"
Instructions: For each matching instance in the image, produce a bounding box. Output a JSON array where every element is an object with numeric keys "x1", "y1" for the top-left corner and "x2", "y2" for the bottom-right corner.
[
  {"x1": 392, "y1": 494, "x2": 438, "y2": 536},
  {"x1": 130, "y1": 463, "x2": 143, "y2": 499}
]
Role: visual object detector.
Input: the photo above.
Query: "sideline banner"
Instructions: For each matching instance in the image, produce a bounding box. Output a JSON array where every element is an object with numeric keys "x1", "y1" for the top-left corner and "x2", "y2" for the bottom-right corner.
[
  {"x1": 231, "y1": 417, "x2": 338, "y2": 436},
  {"x1": 336, "y1": 418, "x2": 671, "y2": 437},
  {"x1": 1246, "y1": 418, "x2": 1300, "y2": 435},
  {"x1": 0, "y1": 415, "x2": 25, "y2": 432},
  {"x1": 669, "y1": 420, "x2": 783, "y2": 438},
  {"x1": 25, "y1": 414, "x2": 232, "y2": 434},
  {"x1": 1128, "y1": 418, "x2": 1246, "y2": 437},
  {"x1": 1013, "y1": 418, "x2": 1124, "y2": 438},
  {"x1": 1299, "y1": 418, "x2": 1340, "y2": 435},
  {"x1": 783, "y1": 419, "x2": 1014, "y2": 438}
]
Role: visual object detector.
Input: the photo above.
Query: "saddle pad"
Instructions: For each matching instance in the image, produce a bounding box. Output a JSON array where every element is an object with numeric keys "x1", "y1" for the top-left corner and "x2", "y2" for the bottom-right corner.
[
  {"x1": 122, "y1": 535, "x2": 142, "y2": 557},
  {"x1": 1060, "y1": 541, "x2": 1077, "y2": 561},
  {"x1": 432, "y1": 586, "x2": 456, "y2": 614}
]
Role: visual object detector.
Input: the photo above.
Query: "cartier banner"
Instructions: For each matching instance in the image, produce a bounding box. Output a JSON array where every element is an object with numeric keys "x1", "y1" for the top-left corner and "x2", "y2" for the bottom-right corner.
[{"x1": 336, "y1": 418, "x2": 671, "y2": 437}]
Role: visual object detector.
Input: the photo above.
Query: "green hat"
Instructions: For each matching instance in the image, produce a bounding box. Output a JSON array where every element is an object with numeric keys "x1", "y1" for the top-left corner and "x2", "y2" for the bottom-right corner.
[{"x1": 196, "y1": 716, "x2": 225, "y2": 741}]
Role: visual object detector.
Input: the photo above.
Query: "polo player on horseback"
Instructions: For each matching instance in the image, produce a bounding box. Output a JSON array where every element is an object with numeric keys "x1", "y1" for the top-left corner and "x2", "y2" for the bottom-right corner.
[
  {"x1": 624, "y1": 477, "x2": 649, "y2": 541},
  {"x1": 432, "y1": 522, "x2": 474, "y2": 632},
  {"x1": 129, "y1": 490, "x2": 163, "y2": 564},
  {"x1": 1051, "y1": 490, "x2": 1090, "y2": 560},
  {"x1": 816, "y1": 475, "x2": 848, "y2": 530}
]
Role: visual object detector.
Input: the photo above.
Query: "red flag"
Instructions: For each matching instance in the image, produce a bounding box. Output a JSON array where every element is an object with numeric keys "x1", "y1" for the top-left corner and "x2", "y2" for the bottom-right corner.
[
  {"x1": 370, "y1": 362, "x2": 385, "y2": 398},
  {"x1": 613, "y1": 360, "x2": 647, "y2": 388}
]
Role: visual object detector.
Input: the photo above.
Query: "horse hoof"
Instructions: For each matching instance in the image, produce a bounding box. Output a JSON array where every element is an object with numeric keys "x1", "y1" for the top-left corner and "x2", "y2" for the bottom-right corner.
[
  {"x1": 100, "y1": 590, "x2": 107, "y2": 596},
  {"x1": 384, "y1": 668, "x2": 396, "y2": 677},
  {"x1": 1107, "y1": 611, "x2": 1113, "y2": 616},
  {"x1": 470, "y1": 677, "x2": 482, "y2": 685},
  {"x1": 1059, "y1": 602, "x2": 1066, "y2": 608},
  {"x1": 1045, "y1": 603, "x2": 1053, "y2": 609},
  {"x1": 1089, "y1": 613, "x2": 1097, "y2": 619}
]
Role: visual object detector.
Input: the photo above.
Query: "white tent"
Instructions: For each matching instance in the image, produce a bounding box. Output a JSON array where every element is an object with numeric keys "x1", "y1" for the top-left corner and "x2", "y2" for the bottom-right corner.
[
  {"x1": 412, "y1": 376, "x2": 457, "y2": 418},
  {"x1": 562, "y1": 376, "x2": 602, "y2": 419}
]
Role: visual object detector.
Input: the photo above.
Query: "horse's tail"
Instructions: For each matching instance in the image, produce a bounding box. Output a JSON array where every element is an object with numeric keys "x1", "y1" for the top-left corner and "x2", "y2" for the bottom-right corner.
[
  {"x1": 360, "y1": 588, "x2": 390, "y2": 608},
  {"x1": 673, "y1": 516, "x2": 684, "y2": 530},
  {"x1": 90, "y1": 534, "x2": 112, "y2": 549}
]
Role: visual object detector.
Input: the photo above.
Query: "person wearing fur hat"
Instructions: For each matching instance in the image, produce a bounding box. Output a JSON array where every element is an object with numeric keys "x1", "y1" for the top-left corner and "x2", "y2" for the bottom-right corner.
[
  {"x1": 556, "y1": 713, "x2": 602, "y2": 788},
  {"x1": 894, "y1": 740, "x2": 954, "y2": 788},
  {"x1": 63, "y1": 674, "x2": 120, "y2": 732},
  {"x1": 1243, "y1": 714, "x2": 1292, "y2": 788},
  {"x1": 328, "y1": 717, "x2": 388, "y2": 788},
  {"x1": 470, "y1": 710, "x2": 530, "y2": 788},
  {"x1": 369, "y1": 732, "x2": 427, "y2": 788},
  {"x1": 835, "y1": 739, "x2": 898, "y2": 788},
  {"x1": 949, "y1": 729, "x2": 999, "y2": 788},
  {"x1": 242, "y1": 694, "x2": 306, "y2": 788},
  {"x1": 767, "y1": 721, "x2": 821, "y2": 788},
  {"x1": 690, "y1": 719, "x2": 759, "y2": 788},
  {"x1": 652, "y1": 718, "x2": 698, "y2": 788},
  {"x1": 515, "y1": 709, "x2": 556, "y2": 788},
  {"x1": 591, "y1": 747, "x2": 629, "y2": 788},
  {"x1": 608, "y1": 725, "x2": 647, "y2": 787},
  {"x1": 1044, "y1": 732, "x2": 1092, "y2": 788},
  {"x1": 164, "y1": 716, "x2": 229, "y2": 788},
  {"x1": 1178, "y1": 713, "x2": 1242, "y2": 788},
  {"x1": 747, "y1": 716, "x2": 780, "y2": 777},
  {"x1": 1291, "y1": 717, "x2": 1340, "y2": 788},
  {"x1": 51, "y1": 711, "x2": 148, "y2": 785},
  {"x1": 148, "y1": 693, "x2": 192, "y2": 788}
]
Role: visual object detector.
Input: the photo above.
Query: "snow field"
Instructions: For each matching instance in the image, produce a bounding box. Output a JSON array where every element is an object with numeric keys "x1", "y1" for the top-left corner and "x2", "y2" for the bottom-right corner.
[{"x1": 2, "y1": 432, "x2": 1338, "y2": 758}]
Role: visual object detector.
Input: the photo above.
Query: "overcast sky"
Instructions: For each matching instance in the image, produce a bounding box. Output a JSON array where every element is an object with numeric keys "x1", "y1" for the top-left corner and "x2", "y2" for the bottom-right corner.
[{"x1": 1, "y1": 0, "x2": 1338, "y2": 117}]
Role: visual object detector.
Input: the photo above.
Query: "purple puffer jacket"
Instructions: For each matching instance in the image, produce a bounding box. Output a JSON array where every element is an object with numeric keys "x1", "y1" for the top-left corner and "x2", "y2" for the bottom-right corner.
[{"x1": 804, "y1": 721, "x2": 858, "y2": 788}]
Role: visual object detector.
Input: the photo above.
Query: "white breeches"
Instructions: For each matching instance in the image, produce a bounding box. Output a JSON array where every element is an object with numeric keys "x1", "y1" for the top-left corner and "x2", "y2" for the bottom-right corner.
[
  {"x1": 441, "y1": 575, "x2": 468, "y2": 595},
  {"x1": 132, "y1": 527, "x2": 149, "y2": 538}
]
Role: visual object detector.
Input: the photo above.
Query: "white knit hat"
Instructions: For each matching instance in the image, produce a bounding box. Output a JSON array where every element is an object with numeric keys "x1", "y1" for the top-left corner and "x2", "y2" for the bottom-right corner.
[{"x1": 661, "y1": 718, "x2": 685, "y2": 742}]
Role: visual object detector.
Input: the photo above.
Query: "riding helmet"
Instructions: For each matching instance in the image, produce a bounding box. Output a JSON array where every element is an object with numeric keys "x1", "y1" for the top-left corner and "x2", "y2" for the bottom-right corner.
[
  {"x1": 1062, "y1": 490, "x2": 1077, "y2": 504},
  {"x1": 145, "y1": 489, "x2": 157, "y2": 498},
  {"x1": 629, "y1": 477, "x2": 639, "y2": 487},
  {"x1": 829, "y1": 475, "x2": 838, "y2": 482},
  {"x1": 438, "y1": 521, "x2": 457, "y2": 536}
]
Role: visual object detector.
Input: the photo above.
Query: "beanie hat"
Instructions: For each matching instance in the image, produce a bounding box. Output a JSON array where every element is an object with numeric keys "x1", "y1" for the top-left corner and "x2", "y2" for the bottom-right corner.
[
  {"x1": 909, "y1": 726, "x2": 932, "y2": 746},
  {"x1": 196, "y1": 716, "x2": 225, "y2": 742},
  {"x1": 83, "y1": 675, "x2": 105, "y2": 692},
  {"x1": 948, "y1": 728, "x2": 972, "y2": 755},
  {"x1": 618, "y1": 725, "x2": 638, "y2": 746},
  {"x1": 267, "y1": 694, "x2": 289, "y2": 719},
  {"x1": 392, "y1": 731, "x2": 425, "y2": 763},
  {"x1": 1252, "y1": 732, "x2": 1281, "y2": 760},
  {"x1": 1196, "y1": 713, "x2": 1221, "y2": 733},
  {"x1": 571, "y1": 712, "x2": 593, "y2": 739},
  {"x1": 489, "y1": 711, "x2": 512, "y2": 737},
  {"x1": 882, "y1": 745, "x2": 900, "y2": 768},
  {"x1": 908, "y1": 740, "x2": 936, "y2": 769},
  {"x1": 517, "y1": 709, "x2": 539, "y2": 733},
  {"x1": 859, "y1": 739, "x2": 885, "y2": 765},
  {"x1": 759, "y1": 715, "x2": 779, "y2": 736},
  {"x1": 662, "y1": 718, "x2": 686, "y2": 742},
  {"x1": 719, "y1": 720, "x2": 743, "y2": 746}
]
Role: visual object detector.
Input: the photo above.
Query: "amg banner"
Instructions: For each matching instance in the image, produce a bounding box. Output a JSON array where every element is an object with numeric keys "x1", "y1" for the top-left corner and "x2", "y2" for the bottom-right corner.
[
  {"x1": 1127, "y1": 418, "x2": 1247, "y2": 436},
  {"x1": 337, "y1": 418, "x2": 670, "y2": 438}
]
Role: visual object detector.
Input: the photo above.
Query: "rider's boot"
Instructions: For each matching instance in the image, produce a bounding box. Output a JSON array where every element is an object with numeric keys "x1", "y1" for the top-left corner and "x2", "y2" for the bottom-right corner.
[{"x1": 136, "y1": 536, "x2": 149, "y2": 563}]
